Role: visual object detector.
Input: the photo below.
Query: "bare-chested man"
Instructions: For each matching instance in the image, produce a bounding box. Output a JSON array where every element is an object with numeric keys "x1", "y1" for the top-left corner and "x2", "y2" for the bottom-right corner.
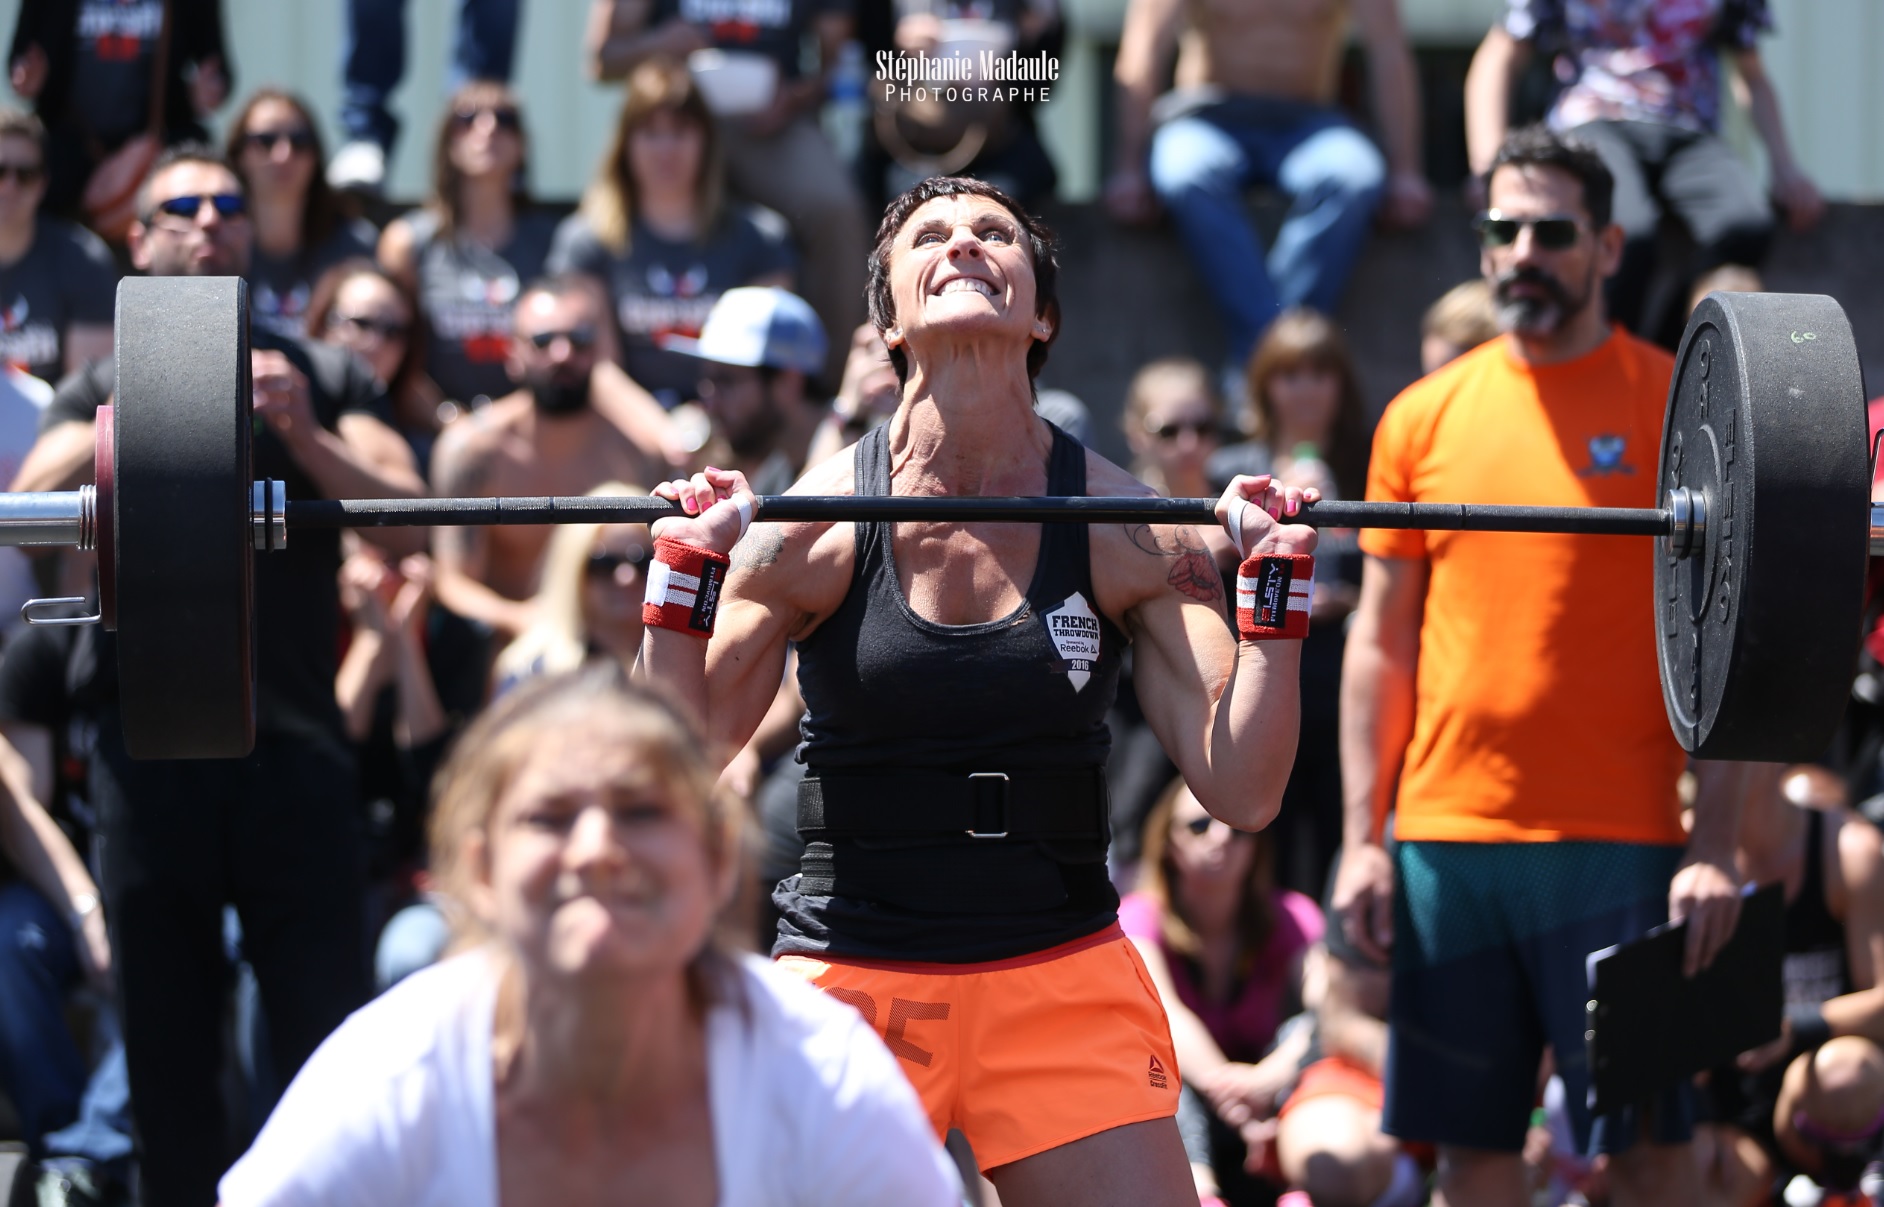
[
  {"x1": 429, "y1": 274, "x2": 659, "y2": 638},
  {"x1": 1106, "y1": 0, "x2": 1431, "y2": 375}
]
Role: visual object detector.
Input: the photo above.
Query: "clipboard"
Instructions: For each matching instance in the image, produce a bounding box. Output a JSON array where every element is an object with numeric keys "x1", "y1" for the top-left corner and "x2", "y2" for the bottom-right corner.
[{"x1": 1585, "y1": 882, "x2": 1784, "y2": 1115}]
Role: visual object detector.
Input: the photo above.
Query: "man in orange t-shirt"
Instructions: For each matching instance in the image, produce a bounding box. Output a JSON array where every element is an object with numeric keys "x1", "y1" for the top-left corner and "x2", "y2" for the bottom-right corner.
[{"x1": 1333, "y1": 125, "x2": 1748, "y2": 1207}]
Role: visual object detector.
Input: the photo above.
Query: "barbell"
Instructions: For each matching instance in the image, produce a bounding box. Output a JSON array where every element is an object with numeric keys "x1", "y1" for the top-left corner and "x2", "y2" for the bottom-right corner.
[{"x1": 4, "y1": 279, "x2": 1874, "y2": 763}]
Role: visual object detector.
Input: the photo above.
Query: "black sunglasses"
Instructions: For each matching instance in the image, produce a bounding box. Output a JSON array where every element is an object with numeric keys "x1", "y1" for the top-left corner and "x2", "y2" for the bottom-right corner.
[
  {"x1": 1474, "y1": 212, "x2": 1582, "y2": 250},
  {"x1": 1151, "y1": 418, "x2": 1221, "y2": 442},
  {"x1": 243, "y1": 128, "x2": 316, "y2": 155},
  {"x1": 151, "y1": 193, "x2": 247, "y2": 222},
  {"x1": 329, "y1": 312, "x2": 410, "y2": 341},
  {"x1": 452, "y1": 107, "x2": 522, "y2": 132},
  {"x1": 0, "y1": 163, "x2": 45, "y2": 185},
  {"x1": 526, "y1": 325, "x2": 597, "y2": 351},
  {"x1": 586, "y1": 547, "x2": 650, "y2": 578}
]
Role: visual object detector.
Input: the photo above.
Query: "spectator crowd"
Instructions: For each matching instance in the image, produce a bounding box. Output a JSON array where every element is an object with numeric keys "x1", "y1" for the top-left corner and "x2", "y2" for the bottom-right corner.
[{"x1": 0, "y1": 1, "x2": 1876, "y2": 1206}]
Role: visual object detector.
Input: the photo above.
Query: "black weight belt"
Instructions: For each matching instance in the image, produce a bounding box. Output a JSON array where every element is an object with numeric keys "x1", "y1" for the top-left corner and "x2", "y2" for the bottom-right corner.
[
  {"x1": 797, "y1": 767, "x2": 1109, "y2": 840},
  {"x1": 794, "y1": 768, "x2": 1112, "y2": 911}
]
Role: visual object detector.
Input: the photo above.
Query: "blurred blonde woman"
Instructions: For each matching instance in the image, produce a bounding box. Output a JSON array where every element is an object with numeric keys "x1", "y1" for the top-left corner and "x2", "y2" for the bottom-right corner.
[
  {"x1": 220, "y1": 672, "x2": 960, "y2": 1206},
  {"x1": 492, "y1": 482, "x2": 651, "y2": 694},
  {"x1": 546, "y1": 57, "x2": 794, "y2": 411}
]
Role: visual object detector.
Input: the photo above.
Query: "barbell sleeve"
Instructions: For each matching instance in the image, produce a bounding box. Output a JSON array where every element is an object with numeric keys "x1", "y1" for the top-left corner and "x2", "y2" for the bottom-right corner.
[
  {"x1": 0, "y1": 488, "x2": 96, "y2": 549},
  {"x1": 281, "y1": 494, "x2": 1676, "y2": 537}
]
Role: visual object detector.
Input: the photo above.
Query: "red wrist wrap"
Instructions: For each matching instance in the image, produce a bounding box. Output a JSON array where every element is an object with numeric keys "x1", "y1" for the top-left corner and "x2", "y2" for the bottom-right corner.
[
  {"x1": 642, "y1": 536, "x2": 732, "y2": 638},
  {"x1": 1236, "y1": 553, "x2": 1313, "y2": 641}
]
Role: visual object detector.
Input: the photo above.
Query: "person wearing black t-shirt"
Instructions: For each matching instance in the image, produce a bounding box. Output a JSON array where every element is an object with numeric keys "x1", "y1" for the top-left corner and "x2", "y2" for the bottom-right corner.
[{"x1": 12, "y1": 145, "x2": 424, "y2": 1207}]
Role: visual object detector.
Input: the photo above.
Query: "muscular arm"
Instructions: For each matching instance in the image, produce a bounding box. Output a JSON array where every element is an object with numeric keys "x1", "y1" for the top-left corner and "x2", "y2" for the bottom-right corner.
[
  {"x1": 9, "y1": 420, "x2": 97, "y2": 492},
  {"x1": 592, "y1": 360, "x2": 679, "y2": 475},
  {"x1": 1819, "y1": 817, "x2": 1884, "y2": 1043},
  {"x1": 1338, "y1": 555, "x2": 1424, "y2": 849},
  {"x1": 1733, "y1": 48, "x2": 1824, "y2": 231},
  {"x1": 1352, "y1": 0, "x2": 1426, "y2": 184},
  {"x1": 1131, "y1": 933, "x2": 1233, "y2": 1082},
  {"x1": 1464, "y1": 24, "x2": 1532, "y2": 180},
  {"x1": 1330, "y1": 554, "x2": 1425, "y2": 961},
  {"x1": 1109, "y1": 0, "x2": 1183, "y2": 177},
  {"x1": 1123, "y1": 522, "x2": 1301, "y2": 831},
  {"x1": 585, "y1": 0, "x2": 707, "y2": 81},
  {"x1": 428, "y1": 428, "x2": 537, "y2": 639}
]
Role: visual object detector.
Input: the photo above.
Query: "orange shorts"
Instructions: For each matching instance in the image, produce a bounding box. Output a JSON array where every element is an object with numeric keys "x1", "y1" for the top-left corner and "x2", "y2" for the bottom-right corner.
[
  {"x1": 1280, "y1": 1055, "x2": 1383, "y2": 1118},
  {"x1": 776, "y1": 923, "x2": 1180, "y2": 1170}
]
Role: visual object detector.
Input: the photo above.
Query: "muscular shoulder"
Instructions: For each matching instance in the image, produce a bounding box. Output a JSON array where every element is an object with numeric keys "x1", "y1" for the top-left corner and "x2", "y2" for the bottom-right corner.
[
  {"x1": 1086, "y1": 452, "x2": 1224, "y2": 616},
  {"x1": 1082, "y1": 446, "x2": 1161, "y2": 500},
  {"x1": 1836, "y1": 811, "x2": 1884, "y2": 911},
  {"x1": 430, "y1": 403, "x2": 521, "y2": 493}
]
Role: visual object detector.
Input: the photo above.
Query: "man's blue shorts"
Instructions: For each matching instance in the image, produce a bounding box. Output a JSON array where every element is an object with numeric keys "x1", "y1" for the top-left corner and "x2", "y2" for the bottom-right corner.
[{"x1": 1383, "y1": 839, "x2": 1695, "y2": 1155}]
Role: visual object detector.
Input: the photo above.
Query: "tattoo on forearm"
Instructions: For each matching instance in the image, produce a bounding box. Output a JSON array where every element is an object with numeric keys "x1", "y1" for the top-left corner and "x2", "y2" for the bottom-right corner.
[{"x1": 1125, "y1": 524, "x2": 1222, "y2": 602}]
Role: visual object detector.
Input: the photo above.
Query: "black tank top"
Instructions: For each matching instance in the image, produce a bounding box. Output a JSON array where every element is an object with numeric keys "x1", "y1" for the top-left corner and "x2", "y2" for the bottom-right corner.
[
  {"x1": 774, "y1": 421, "x2": 1128, "y2": 962},
  {"x1": 1785, "y1": 808, "x2": 1852, "y2": 1008}
]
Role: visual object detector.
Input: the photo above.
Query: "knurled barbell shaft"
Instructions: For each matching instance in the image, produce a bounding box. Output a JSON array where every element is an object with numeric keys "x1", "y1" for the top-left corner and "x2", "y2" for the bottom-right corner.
[{"x1": 283, "y1": 494, "x2": 1677, "y2": 537}]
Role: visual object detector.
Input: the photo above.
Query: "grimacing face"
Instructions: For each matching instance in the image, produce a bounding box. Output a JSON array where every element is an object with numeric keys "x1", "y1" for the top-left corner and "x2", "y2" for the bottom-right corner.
[{"x1": 882, "y1": 194, "x2": 1051, "y2": 363}]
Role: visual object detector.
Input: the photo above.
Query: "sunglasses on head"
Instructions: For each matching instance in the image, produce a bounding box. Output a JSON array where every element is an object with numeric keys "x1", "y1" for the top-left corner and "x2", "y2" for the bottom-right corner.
[
  {"x1": 586, "y1": 547, "x2": 650, "y2": 577},
  {"x1": 526, "y1": 325, "x2": 597, "y2": 351},
  {"x1": 151, "y1": 193, "x2": 246, "y2": 222},
  {"x1": 1150, "y1": 418, "x2": 1220, "y2": 442},
  {"x1": 243, "y1": 128, "x2": 315, "y2": 155},
  {"x1": 329, "y1": 312, "x2": 410, "y2": 342},
  {"x1": 0, "y1": 163, "x2": 45, "y2": 185},
  {"x1": 452, "y1": 107, "x2": 522, "y2": 132},
  {"x1": 1474, "y1": 212, "x2": 1582, "y2": 250}
]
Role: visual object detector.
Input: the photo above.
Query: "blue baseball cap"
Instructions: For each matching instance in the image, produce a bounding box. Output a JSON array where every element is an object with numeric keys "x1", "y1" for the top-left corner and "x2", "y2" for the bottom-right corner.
[{"x1": 659, "y1": 286, "x2": 827, "y2": 375}]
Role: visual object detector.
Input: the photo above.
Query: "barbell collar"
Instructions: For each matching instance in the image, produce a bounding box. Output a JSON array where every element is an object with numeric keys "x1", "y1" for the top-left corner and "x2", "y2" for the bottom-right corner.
[
  {"x1": 1665, "y1": 487, "x2": 1707, "y2": 560},
  {"x1": 0, "y1": 488, "x2": 95, "y2": 549},
  {"x1": 251, "y1": 480, "x2": 286, "y2": 552},
  {"x1": 1871, "y1": 504, "x2": 1884, "y2": 558},
  {"x1": 282, "y1": 494, "x2": 1677, "y2": 537}
]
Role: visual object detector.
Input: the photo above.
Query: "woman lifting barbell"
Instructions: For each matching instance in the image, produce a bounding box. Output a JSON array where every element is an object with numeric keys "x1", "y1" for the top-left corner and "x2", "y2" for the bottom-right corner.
[{"x1": 636, "y1": 175, "x2": 1319, "y2": 1205}]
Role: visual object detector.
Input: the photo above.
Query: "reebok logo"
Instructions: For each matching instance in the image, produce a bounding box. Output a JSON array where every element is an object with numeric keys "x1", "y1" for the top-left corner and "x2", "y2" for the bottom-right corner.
[{"x1": 1148, "y1": 1054, "x2": 1168, "y2": 1090}]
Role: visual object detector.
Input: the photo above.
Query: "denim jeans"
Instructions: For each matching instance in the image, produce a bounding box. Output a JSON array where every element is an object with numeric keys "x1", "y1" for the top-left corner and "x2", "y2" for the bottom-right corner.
[
  {"x1": 0, "y1": 883, "x2": 133, "y2": 1166},
  {"x1": 1148, "y1": 93, "x2": 1385, "y2": 367},
  {"x1": 341, "y1": 0, "x2": 525, "y2": 148}
]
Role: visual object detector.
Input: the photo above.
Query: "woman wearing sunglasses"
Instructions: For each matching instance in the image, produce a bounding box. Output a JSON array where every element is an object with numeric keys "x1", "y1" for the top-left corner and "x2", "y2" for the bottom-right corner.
[
  {"x1": 306, "y1": 258, "x2": 449, "y2": 476},
  {"x1": 1119, "y1": 776, "x2": 1323, "y2": 1207},
  {"x1": 225, "y1": 90, "x2": 377, "y2": 340},
  {"x1": 492, "y1": 482, "x2": 655, "y2": 696},
  {"x1": 379, "y1": 80, "x2": 558, "y2": 409}
]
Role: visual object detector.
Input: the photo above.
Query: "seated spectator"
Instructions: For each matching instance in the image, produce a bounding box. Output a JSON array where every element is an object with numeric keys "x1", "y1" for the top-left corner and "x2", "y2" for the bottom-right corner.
[
  {"x1": 6, "y1": 0, "x2": 227, "y2": 228},
  {"x1": 225, "y1": 89, "x2": 377, "y2": 340},
  {"x1": 492, "y1": 483, "x2": 651, "y2": 693},
  {"x1": 587, "y1": 0, "x2": 870, "y2": 388},
  {"x1": 1696, "y1": 765, "x2": 1884, "y2": 1206},
  {"x1": 1120, "y1": 776, "x2": 1324, "y2": 1207},
  {"x1": 0, "y1": 107, "x2": 115, "y2": 386},
  {"x1": 878, "y1": 0, "x2": 1062, "y2": 206},
  {"x1": 306, "y1": 257, "x2": 450, "y2": 475},
  {"x1": 1418, "y1": 278, "x2": 1500, "y2": 375},
  {"x1": 663, "y1": 285, "x2": 827, "y2": 495},
  {"x1": 1465, "y1": 0, "x2": 1823, "y2": 343},
  {"x1": 1106, "y1": 0, "x2": 1429, "y2": 377},
  {"x1": 380, "y1": 80, "x2": 560, "y2": 408},
  {"x1": 1269, "y1": 867, "x2": 1425, "y2": 1207},
  {"x1": 428, "y1": 275, "x2": 662, "y2": 640},
  {"x1": 1122, "y1": 357, "x2": 1228, "y2": 501},
  {"x1": 548, "y1": 57, "x2": 795, "y2": 412},
  {"x1": 218, "y1": 673, "x2": 962, "y2": 1206},
  {"x1": 804, "y1": 321, "x2": 901, "y2": 468},
  {"x1": 1210, "y1": 308, "x2": 1367, "y2": 897}
]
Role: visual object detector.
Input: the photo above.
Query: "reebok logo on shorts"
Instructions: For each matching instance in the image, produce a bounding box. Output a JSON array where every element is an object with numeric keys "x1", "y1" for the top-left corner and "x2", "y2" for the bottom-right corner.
[{"x1": 1148, "y1": 1054, "x2": 1168, "y2": 1089}]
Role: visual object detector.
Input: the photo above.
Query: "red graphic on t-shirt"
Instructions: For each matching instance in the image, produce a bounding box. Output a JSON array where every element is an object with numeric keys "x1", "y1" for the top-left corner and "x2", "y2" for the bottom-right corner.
[
  {"x1": 92, "y1": 32, "x2": 146, "y2": 60},
  {"x1": 463, "y1": 333, "x2": 510, "y2": 364},
  {"x1": 711, "y1": 19, "x2": 762, "y2": 42}
]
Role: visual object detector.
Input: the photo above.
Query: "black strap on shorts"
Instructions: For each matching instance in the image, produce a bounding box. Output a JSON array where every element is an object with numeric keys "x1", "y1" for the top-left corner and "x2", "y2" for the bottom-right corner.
[{"x1": 797, "y1": 768, "x2": 1109, "y2": 841}]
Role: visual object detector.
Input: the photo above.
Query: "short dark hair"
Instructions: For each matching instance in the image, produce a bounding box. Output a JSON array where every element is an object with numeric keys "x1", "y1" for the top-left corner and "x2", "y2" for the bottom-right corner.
[
  {"x1": 1488, "y1": 124, "x2": 1614, "y2": 230},
  {"x1": 515, "y1": 272, "x2": 605, "y2": 320},
  {"x1": 865, "y1": 176, "x2": 1060, "y2": 388},
  {"x1": 136, "y1": 142, "x2": 244, "y2": 221}
]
